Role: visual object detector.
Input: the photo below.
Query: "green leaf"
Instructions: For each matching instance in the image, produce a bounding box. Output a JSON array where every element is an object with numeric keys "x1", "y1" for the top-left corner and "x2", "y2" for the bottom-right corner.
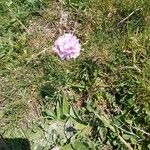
[
  {"x1": 122, "y1": 134, "x2": 131, "y2": 140},
  {"x1": 74, "y1": 122, "x2": 92, "y2": 136},
  {"x1": 62, "y1": 144, "x2": 73, "y2": 150},
  {"x1": 92, "y1": 108, "x2": 115, "y2": 132},
  {"x1": 43, "y1": 109, "x2": 56, "y2": 119},
  {"x1": 130, "y1": 137, "x2": 137, "y2": 144},
  {"x1": 63, "y1": 95, "x2": 69, "y2": 115},
  {"x1": 70, "y1": 106, "x2": 82, "y2": 121},
  {"x1": 147, "y1": 144, "x2": 150, "y2": 149},
  {"x1": 99, "y1": 128, "x2": 108, "y2": 141},
  {"x1": 56, "y1": 101, "x2": 61, "y2": 119},
  {"x1": 73, "y1": 141, "x2": 88, "y2": 150}
]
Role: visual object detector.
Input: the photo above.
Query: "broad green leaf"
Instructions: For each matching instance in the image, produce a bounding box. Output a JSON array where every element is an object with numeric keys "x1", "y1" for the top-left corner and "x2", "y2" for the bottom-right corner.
[
  {"x1": 73, "y1": 141, "x2": 88, "y2": 150},
  {"x1": 74, "y1": 122, "x2": 92, "y2": 136},
  {"x1": 122, "y1": 134, "x2": 130, "y2": 140},
  {"x1": 62, "y1": 144, "x2": 73, "y2": 150},
  {"x1": 130, "y1": 137, "x2": 137, "y2": 144}
]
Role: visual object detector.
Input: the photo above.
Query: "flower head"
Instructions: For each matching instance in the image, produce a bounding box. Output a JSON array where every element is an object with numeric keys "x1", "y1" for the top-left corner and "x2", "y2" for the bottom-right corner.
[{"x1": 53, "y1": 33, "x2": 81, "y2": 60}]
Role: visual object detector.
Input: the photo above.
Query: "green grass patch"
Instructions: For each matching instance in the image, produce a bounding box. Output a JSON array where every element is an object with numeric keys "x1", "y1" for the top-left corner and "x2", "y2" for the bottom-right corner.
[{"x1": 0, "y1": 0, "x2": 150, "y2": 149}]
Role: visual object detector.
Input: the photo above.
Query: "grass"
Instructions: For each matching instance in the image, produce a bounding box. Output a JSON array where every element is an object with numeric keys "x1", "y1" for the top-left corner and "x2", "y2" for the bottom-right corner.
[{"x1": 0, "y1": 0, "x2": 150, "y2": 149}]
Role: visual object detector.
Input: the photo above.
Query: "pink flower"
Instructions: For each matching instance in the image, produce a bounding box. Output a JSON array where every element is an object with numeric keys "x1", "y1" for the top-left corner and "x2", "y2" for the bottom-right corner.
[{"x1": 53, "y1": 33, "x2": 81, "y2": 60}]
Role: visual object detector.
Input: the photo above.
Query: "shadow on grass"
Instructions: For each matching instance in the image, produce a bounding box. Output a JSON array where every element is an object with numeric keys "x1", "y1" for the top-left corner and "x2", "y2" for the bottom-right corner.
[{"x1": 0, "y1": 137, "x2": 31, "y2": 150}]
